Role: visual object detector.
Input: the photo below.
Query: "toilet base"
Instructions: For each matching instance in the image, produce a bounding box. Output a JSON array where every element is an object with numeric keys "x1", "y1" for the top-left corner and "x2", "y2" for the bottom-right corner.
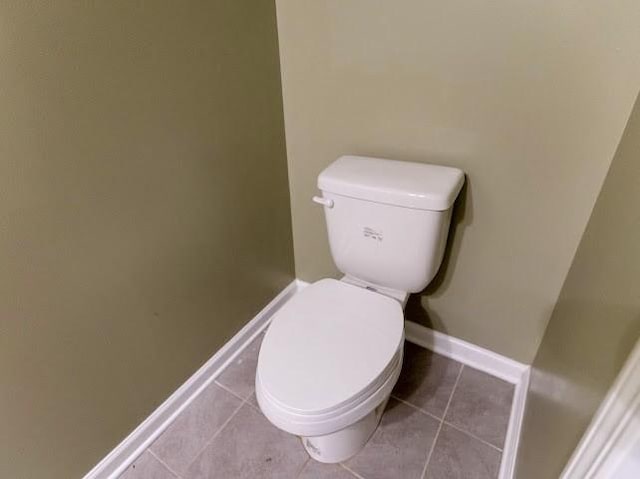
[{"x1": 301, "y1": 397, "x2": 390, "y2": 464}]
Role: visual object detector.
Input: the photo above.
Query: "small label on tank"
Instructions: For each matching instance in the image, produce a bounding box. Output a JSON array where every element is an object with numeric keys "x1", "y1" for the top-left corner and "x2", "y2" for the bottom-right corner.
[{"x1": 363, "y1": 226, "x2": 383, "y2": 242}]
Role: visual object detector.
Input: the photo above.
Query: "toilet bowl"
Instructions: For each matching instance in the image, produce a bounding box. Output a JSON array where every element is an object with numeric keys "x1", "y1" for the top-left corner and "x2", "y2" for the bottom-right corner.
[
  {"x1": 256, "y1": 278, "x2": 405, "y2": 463},
  {"x1": 255, "y1": 155, "x2": 465, "y2": 462}
]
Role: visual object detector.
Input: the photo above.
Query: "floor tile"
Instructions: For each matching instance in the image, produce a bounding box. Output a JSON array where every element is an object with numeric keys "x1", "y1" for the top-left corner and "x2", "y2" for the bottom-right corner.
[
  {"x1": 215, "y1": 333, "x2": 263, "y2": 400},
  {"x1": 119, "y1": 451, "x2": 176, "y2": 479},
  {"x1": 444, "y1": 367, "x2": 514, "y2": 448},
  {"x1": 392, "y1": 342, "x2": 463, "y2": 418},
  {"x1": 150, "y1": 382, "x2": 242, "y2": 475},
  {"x1": 298, "y1": 460, "x2": 357, "y2": 479},
  {"x1": 345, "y1": 399, "x2": 439, "y2": 479},
  {"x1": 185, "y1": 403, "x2": 308, "y2": 479},
  {"x1": 131, "y1": 336, "x2": 516, "y2": 479},
  {"x1": 425, "y1": 424, "x2": 501, "y2": 479},
  {"x1": 247, "y1": 392, "x2": 260, "y2": 409}
]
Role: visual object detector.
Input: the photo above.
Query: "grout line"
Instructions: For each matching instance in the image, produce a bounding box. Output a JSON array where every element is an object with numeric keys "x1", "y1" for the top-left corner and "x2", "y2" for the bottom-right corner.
[
  {"x1": 183, "y1": 394, "x2": 249, "y2": 472},
  {"x1": 213, "y1": 379, "x2": 252, "y2": 403},
  {"x1": 442, "y1": 420, "x2": 503, "y2": 453},
  {"x1": 244, "y1": 397, "x2": 260, "y2": 411},
  {"x1": 340, "y1": 463, "x2": 367, "y2": 479},
  {"x1": 390, "y1": 395, "x2": 443, "y2": 423},
  {"x1": 294, "y1": 458, "x2": 311, "y2": 479},
  {"x1": 147, "y1": 449, "x2": 183, "y2": 479},
  {"x1": 420, "y1": 364, "x2": 465, "y2": 479}
]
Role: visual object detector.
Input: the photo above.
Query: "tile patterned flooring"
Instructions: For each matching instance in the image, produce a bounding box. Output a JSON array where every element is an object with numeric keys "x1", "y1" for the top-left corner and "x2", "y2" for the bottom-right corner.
[{"x1": 120, "y1": 335, "x2": 514, "y2": 479}]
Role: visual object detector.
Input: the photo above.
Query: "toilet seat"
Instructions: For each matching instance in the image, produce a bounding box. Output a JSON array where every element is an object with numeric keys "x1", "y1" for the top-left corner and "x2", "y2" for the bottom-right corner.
[{"x1": 256, "y1": 279, "x2": 404, "y2": 436}]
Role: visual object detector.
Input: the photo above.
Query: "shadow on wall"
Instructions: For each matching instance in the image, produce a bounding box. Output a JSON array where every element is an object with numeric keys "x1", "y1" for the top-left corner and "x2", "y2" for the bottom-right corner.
[
  {"x1": 540, "y1": 297, "x2": 640, "y2": 392},
  {"x1": 404, "y1": 177, "x2": 474, "y2": 333},
  {"x1": 621, "y1": 316, "x2": 640, "y2": 370}
]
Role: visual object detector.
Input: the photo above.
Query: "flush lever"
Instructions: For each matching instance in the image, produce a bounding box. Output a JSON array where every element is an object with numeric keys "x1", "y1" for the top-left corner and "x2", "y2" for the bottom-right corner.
[{"x1": 312, "y1": 196, "x2": 334, "y2": 208}]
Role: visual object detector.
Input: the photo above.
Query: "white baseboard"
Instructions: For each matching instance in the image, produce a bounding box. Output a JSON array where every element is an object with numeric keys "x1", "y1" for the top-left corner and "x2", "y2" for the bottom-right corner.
[
  {"x1": 500, "y1": 367, "x2": 529, "y2": 479},
  {"x1": 403, "y1": 320, "x2": 530, "y2": 479},
  {"x1": 83, "y1": 279, "x2": 300, "y2": 479},
  {"x1": 403, "y1": 320, "x2": 528, "y2": 384}
]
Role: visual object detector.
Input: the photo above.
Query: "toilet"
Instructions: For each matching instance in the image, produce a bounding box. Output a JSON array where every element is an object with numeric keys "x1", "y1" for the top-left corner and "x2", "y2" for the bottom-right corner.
[{"x1": 255, "y1": 155, "x2": 464, "y2": 463}]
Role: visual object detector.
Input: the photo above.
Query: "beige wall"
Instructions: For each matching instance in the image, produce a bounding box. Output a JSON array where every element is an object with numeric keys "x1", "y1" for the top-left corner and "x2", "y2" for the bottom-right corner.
[
  {"x1": 515, "y1": 92, "x2": 640, "y2": 478},
  {"x1": 275, "y1": 0, "x2": 640, "y2": 362},
  {"x1": 0, "y1": 2, "x2": 293, "y2": 478}
]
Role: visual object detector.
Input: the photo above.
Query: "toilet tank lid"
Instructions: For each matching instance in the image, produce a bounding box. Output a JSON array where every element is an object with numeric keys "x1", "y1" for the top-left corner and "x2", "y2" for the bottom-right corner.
[{"x1": 318, "y1": 156, "x2": 465, "y2": 211}]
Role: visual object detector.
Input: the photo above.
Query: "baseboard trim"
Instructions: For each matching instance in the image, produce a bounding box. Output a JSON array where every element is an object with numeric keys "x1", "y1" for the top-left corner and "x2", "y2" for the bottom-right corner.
[
  {"x1": 403, "y1": 320, "x2": 528, "y2": 384},
  {"x1": 403, "y1": 320, "x2": 530, "y2": 479},
  {"x1": 500, "y1": 367, "x2": 529, "y2": 479},
  {"x1": 83, "y1": 279, "x2": 300, "y2": 479}
]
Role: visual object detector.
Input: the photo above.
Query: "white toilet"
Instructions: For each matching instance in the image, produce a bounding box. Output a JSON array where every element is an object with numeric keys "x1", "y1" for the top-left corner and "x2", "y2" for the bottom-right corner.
[{"x1": 255, "y1": 155, "x2": 464, "y2": 463}]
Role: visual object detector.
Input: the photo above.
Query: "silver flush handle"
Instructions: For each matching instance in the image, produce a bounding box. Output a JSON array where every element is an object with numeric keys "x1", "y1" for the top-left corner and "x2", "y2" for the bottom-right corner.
[{"x1": 312, "y1": 196, "x2": 334, "y2": 208}]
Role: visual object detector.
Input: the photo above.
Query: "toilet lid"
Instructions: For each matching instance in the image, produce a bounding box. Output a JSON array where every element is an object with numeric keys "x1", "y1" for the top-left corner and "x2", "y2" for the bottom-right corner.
[{"x1": 257, "y1": 279, "x2": 404, "y2": 415}]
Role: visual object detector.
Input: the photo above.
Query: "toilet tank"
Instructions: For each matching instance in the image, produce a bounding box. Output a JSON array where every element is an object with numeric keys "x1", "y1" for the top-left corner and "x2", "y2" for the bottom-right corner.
[{"x1": 317, "y1": 156, "x2": 465, "y2": 293}]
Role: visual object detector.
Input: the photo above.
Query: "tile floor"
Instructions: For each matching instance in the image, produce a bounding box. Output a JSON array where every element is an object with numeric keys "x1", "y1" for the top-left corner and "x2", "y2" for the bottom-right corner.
[{"x1": 120, "y1": 334, "x2": 514, "y2": 479}]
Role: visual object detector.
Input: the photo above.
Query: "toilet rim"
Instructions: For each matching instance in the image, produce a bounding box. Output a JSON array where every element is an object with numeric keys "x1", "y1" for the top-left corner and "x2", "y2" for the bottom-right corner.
[
  {"x1": 258, "y1": 341, "x2": 403, "y2": 417},
  {"x1": 255, "y1": 341, "x2": 404, "y2": 437}
]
